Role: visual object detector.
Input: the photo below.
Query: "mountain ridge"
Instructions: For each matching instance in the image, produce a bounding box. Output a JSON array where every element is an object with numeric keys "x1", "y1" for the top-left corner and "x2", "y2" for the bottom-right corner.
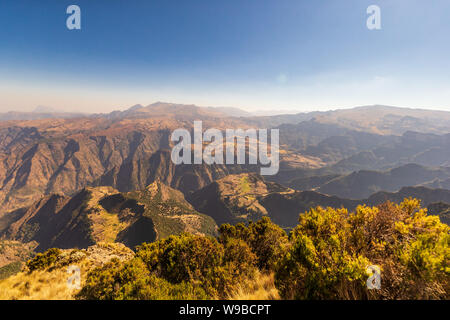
[
  {"x1": 188, "y1": 173, "x2": 450, "y2": 229},
  {"x1": 0, "y1": 181, "x2": 217, "y2": 252}
]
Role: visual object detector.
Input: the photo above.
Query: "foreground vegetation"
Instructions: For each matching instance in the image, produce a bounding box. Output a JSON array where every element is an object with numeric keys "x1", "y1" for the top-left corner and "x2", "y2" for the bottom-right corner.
[
  {"x1": 278, "y1": 199, "x2": 449, "y2": 299},
  {"x1": 0, "y1": 198, "x2": 448, "y2": 300}
]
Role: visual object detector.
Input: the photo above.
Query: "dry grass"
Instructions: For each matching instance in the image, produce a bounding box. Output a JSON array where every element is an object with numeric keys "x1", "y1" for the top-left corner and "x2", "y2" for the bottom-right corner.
[
  {"x1": 1, "y1": 259, "x2": 281, "y2": 300},
  {"x1": 0, "y1": 242, "x2": 134, "y2": 300},
  {"x1": 228, "y1": 272, "x2": 280, "y2": 300},
  {"x1": 0, "y1": 262, "x2": 88, "y2": 300},
  {"x1": 86, "y1": 187, "x2": 130, "y2": 243},
  {"x1": 89, "y1": 209, "x2": 128, "y2": 243}
]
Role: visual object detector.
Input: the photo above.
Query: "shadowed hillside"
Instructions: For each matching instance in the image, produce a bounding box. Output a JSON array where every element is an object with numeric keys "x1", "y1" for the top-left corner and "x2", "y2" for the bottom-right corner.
[
  {"x1": 1, "y1": 104, "x2": 450, "y2": 216},
  {"x1": 288, "y1": 164, "x2": 450, "y2": 199},
  {"x1": 0, "y1": 103, "x2": 257, "y2": 213},
  {"x1": 0, "y1": 181, "x2": 217, "y2": 251},
  {"x1": 189, "y1": 173, "x2": 450, "y2": 228},
  {"x1": 427, "y1": 202, "x2": 450, "y2": 225}
]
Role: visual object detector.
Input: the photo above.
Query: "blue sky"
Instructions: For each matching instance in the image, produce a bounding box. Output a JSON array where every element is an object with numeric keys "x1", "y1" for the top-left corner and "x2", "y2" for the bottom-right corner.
[{"x1": 1, "y1": 0, "x2": 450, "y2": 113}]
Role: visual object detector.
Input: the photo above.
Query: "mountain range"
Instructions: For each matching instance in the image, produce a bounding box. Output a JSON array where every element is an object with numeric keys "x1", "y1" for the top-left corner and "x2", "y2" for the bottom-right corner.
[
  {"x1": 288, "y1": 163, "x2": 450, "y2": 199},
  {"x1": 188, "y1": 173, "x2": 450, "y2": 229},
  {"x1": 3, "y1": 172, "x2": 448, "y2": 253},
  {"x1": 0, "y1": 181, "x2": 216, "y2": 251},
  {"x1": 0, "y1": 102, "x2": 449, "y2": 255}
]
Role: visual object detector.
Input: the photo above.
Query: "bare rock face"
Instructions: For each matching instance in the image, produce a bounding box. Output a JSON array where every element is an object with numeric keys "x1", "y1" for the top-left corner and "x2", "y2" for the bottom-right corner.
[
  {"x1": 0, "y1": 124, "x2": 171, "y2": 213},
  {"x1": 0, "y1": 104, "x2": 255, "y2": 213}
]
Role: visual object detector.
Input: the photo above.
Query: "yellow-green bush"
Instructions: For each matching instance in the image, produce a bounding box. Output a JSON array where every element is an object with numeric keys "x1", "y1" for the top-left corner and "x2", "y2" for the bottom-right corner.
[
  {"x1": 77, "y1": 258, "x2": 208, "y2": 300},
  {"x1": 27, "y1": 198, "x2": 448, "y2": 300},
  {"x1": 136, "y1": 233, "x2": 257, "y2": 298},
  {"x1": 137, "y1": 234, "x2": 224, "y2": 285},
  {"x1": 219, "y1": 217, "x2": 288, "y2": 270},
  {"x1": 26, "y1": 248, "x2": 61, "y2": 272},
  {"x1": 275, "y1": 199, "x2": 450, "y2": 300},
  {"x1": 77, "y1": 233, "x2": 258, "y2": 299}
]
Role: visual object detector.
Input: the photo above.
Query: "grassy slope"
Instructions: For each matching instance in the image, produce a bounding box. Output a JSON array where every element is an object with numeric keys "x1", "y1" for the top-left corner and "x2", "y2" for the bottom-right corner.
[{"x1": 0, "y1": 243, "x2": 133, "y2": 300}]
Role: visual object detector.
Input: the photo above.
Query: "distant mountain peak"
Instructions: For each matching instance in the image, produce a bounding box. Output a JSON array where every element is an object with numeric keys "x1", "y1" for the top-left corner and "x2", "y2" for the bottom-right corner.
[
  {"x1": 126, "y1": 104, "x2": 144, "y2": 111},
  {"x1": 32, "y1": 106, "x2": 59, "y2": 113}
]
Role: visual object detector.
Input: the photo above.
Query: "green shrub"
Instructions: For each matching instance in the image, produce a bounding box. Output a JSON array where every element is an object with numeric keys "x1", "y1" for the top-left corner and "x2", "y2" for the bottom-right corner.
[
  {"x1": 77, "y1": 258, "x2": 208, "y2": 300},
  {"x1": 217, "y1": 238, "x2": 258, "y2": 295},
  {"x1": 26, "y1": 248, "x2": 61, "y2": 272},
  {"x1": 219, "y1": 217, "x2": 288, "y2": 270},
  {"x1": 275, "y1": 206, "x2": 369, "y2": 300},
  {"x1": 275, "y1": 199, "x2": 450, "y2": 300},
  {"x1": 136, "y1": 233, "x2": 258, "y2": 298},
  {"x1": 77, "y1": 233, "x2": 258, "y2": 300},
  {"x1": 137, "y1": 234, "x2": 224, "y2": 283}
]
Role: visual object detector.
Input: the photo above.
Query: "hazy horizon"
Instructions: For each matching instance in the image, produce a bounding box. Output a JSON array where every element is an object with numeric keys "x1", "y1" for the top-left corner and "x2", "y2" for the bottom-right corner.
[
  {"x1": 2, "y1": 102, "x2": 450, "y2": 118},
  {"x1": 1, "y1": 0, "x2": 450, "y2": 113}
]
